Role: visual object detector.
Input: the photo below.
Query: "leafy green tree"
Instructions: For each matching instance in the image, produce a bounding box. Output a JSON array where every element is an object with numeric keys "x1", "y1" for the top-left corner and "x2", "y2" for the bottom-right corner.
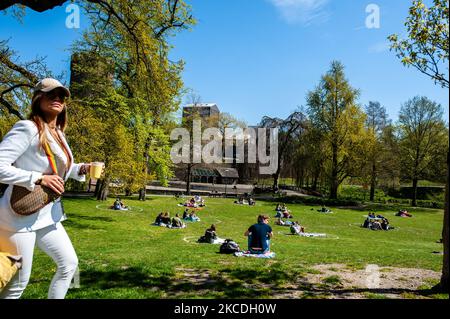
[
  {"x1": 389, "y1": 0, "x2": 449, "y2": 291},
  {"x1": 307, "y1": 61, "x2": 367, "y2": 199},
  {"x1": 398, "y1": 96, "x2": 447, "y2": 206},
  {"x1": 388, "y1": 0, "x2": 449, "y2": 88},
  {"x1": 364, "y1": 101, "x2": 390, "y2": 201}
]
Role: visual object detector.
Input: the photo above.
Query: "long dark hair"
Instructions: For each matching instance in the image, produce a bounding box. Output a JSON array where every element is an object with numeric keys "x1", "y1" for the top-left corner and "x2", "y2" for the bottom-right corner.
[{"x1": 28, "y1": 91, "x2": 68, "y2": 149}]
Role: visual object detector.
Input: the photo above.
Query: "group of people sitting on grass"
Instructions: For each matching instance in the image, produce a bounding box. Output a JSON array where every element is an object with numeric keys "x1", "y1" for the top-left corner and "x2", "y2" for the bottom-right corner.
[
  {"x1": 110, "y1": 198, "x2": 129, "y2": 211},
  {"x1": 197, "y1": 215, "x2": 274, "y2": 255},
  {"x1": 274, "y1": 204, "x2": 294, "y2": 219},
  {"x1": 396, "y1": 209, "x2": 413, "y2": 217},
  {"x1": 182, "y1": 208, "x2": 201, "y2": 222},
  {"x1": 317, "y1": 206, "x2": 332, "y2": 213},
  {"x1": 362, "y1": 212, "x2": 393, "y2": 231},
  {"x1": 154, "y1": 212, "x2": 186, "y2": 229},
  {"x1": 234, "y1": 195, "x2": 256, "y2": 206},
  {"x1": 181, "y1": 195, "x2": 205, "y2": 208}
]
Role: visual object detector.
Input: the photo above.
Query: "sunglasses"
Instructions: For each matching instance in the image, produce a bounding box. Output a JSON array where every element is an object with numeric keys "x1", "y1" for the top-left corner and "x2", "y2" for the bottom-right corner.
[{"x1": 44, "y1": 90, "x2": 68, "y2": 102}]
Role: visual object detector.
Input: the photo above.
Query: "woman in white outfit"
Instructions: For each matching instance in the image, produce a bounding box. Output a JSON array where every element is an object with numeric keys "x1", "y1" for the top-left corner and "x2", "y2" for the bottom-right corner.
[{"x1": 0, "y1": 78, "x2": 91, "y2": 299}]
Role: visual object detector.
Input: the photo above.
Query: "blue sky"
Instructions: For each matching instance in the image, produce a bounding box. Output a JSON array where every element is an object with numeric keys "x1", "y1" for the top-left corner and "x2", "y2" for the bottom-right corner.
[{"x1": 0, "y1": 0, "x2": 448, "y2": 126}]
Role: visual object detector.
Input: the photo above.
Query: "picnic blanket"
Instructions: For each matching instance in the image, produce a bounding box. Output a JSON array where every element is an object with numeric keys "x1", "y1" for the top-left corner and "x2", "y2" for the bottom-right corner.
[
  {"x1": 296, "y1": 232, "x2": 326, "y2": 238},
  {"x1": 212, "y1": 238, "x2": 225, "y2": 245},
  {"x1": 234, "y1": 251, "x2": 276, "y2": 258},
  {"x1": 151, "y1": 223, "x2": 186, "y2": 229}
]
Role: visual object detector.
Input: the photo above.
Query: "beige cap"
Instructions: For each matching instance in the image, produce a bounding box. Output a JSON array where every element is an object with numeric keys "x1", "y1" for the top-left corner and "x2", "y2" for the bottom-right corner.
[{"x1": 34, "y1": 78, "x2": 70, "y2": 97}]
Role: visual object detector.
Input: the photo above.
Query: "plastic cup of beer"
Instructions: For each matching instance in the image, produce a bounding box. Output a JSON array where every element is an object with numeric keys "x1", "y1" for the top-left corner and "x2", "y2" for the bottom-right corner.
[{"x1": 90, "y1": 162, "x2": 104, "y2": 179}]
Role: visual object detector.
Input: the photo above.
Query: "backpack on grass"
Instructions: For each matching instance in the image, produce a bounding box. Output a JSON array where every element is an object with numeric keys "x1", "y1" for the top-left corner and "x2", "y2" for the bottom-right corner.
[{"x1": 219, "y1": 239, "x2": 240, "y2": 254}]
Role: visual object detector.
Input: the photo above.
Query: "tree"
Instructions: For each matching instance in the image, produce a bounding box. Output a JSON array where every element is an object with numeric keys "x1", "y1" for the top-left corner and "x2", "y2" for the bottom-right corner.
[
  {"x1": 389, "y1": 0, "x2": 449, "y2": 291},
  {"x1": 364, "y1": 101, "x2": 390, "y2": 201},
  {"x1": 398, "y1": 96, "x2": 447, "y2": 206},
  {"x1": 260, "y1": 111, "x2": 305, "y2": 191},
  {"x1": 388, "y1": 0, "x2": 449, "y2": 88},
  {"x1": 0, "y1": 40, "x2": 55, "y2": 120},
  {"x1": 307, "y1": 61, "x2": 367, "y2": 199},
  {"x1": 0, "y1": 1, "x2": 194, "y2": 201}
]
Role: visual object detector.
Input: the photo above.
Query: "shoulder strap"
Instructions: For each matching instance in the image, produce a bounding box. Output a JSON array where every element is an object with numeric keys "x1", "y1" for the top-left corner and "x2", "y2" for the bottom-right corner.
[{"x1": 42, "y1": 141, "x2": 58, "y2": 175}]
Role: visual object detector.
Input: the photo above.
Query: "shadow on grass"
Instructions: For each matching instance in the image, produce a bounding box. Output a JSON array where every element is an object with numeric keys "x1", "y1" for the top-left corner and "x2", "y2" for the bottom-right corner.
[
  {"x1": 63, "y1": 215, "x2": 115, "y2": 230},
  {"x1": 71, "y1": 265, "x2": 445, "y2": 299},
  {"x1": 339, "y1": 203, "x2": 442, "y2": 213},
  {"x1": 74, "y1": 266, "x2": 301, "y2": 298}
]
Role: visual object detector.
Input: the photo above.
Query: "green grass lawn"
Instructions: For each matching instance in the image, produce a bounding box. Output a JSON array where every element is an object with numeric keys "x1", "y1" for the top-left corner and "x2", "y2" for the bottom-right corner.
[{"x1": 22, "y1": 196, "x2": 446, "y2": 299}]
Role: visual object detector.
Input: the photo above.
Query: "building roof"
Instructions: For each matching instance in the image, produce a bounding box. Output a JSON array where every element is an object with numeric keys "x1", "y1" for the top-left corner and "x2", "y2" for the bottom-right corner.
[
  {"x1": 184, "y1": 103, "x2": 218, "y2": 108},
  {"x1": 215, "y1": 167, "x2": 239, "y2": 178},
  {"x1": 191, "y1": 167, "x2": 219, "y2": 177},
  {"x1": 184, "y1": 103, "x2": 220, "y2": 114}
]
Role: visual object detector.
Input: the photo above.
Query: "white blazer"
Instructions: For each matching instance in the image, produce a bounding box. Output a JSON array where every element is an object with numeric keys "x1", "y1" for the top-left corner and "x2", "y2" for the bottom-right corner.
[{"x1": 0, "y1": 120, "x2": 86, "y2": 232}]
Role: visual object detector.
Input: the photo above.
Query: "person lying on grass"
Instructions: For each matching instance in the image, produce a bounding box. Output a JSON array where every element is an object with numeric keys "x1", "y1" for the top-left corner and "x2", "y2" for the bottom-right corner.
[
  {"x1": 290, "y1": 221, "x2": 305, "y2": 235},
  {"x1": 396, "y1": 210, "x2": 412, "y2": 217},
  {"x1": 275, "y1": 217, "x2": 293, "y2": 226},
  {"x1": 244, "y1": 215, "x2": 273, "y2": 254}
]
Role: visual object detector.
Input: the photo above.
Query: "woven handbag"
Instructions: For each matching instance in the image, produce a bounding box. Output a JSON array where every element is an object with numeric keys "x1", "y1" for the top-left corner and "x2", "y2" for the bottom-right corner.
[{"x1": 10, "y1": 141, "x2": 62, "y2": 216}]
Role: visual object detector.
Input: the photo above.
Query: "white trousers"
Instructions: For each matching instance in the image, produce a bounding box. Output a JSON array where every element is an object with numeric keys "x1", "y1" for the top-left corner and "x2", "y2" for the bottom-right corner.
[{"x1": 0, "y1": 222, "x2": 78, "y2": 299}]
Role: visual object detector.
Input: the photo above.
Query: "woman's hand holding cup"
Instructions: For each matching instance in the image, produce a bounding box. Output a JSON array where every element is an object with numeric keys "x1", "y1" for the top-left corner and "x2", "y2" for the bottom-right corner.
[{"x1": 89, "y1": 162, "x2": 105, "y2": 179}]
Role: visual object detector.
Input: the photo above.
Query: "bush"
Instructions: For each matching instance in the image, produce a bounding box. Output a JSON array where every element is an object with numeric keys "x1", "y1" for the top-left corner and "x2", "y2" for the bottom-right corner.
[{"x1": 385, "y1": 186, "x2": 445, "y2": 201}]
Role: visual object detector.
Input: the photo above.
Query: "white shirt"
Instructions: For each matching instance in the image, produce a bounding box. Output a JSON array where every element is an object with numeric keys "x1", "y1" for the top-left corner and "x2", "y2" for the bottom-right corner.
[{"x1": 0, "y1": 120, "x2": 86, "y2": 232}]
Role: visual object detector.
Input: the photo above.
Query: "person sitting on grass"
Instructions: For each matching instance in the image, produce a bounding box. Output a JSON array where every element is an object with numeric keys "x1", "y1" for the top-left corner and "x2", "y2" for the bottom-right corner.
[
  {"x1": 290, "y1": 221, "x2": 305, "y2": 235},
  {"x1": 184, "y1": 211, "x2": 200, "y2": 222},
  {"x1": 182, "y1": 208, "x2": 189, "y2": 220},
  {"x1": 112, "y1": 198, "x2": 129, "y2": 211},
  {"x1": 244, "y1": 215, "x2": 273, "y2": 254},
  {"x1": 248, "y1": 197, "x2": 256, "y2": 206},
  {"x1": 381, "y1": 218, "x2": 393, "y2": 230},
  {"x1": 154, "y1": 212, "x2": 164, "y2": 225},
  {"x1": 171, "y1": 214, "x2": 185, "y2": 228},
  {"x1": 198, "y1": 224, "x2": 220, "y2": 244},
  {"x1": 275, "y1": 204, "x2": 282, "y2": 211},
  {"x1": 161, "y1": 212, "x2": 171, "y2": 225},
  {"x1": 282, "y1": 210, "x2": 293, "y2": 219}
]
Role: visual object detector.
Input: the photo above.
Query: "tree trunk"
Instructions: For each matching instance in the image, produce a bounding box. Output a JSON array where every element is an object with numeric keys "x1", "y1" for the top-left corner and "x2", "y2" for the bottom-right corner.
[
  {"x1": 412, "y1": 178, "x2": 418, "y2": 207},
  {"x1": 94, "y1": 179, "x2": 101, "y2": 197},
  {"x1": 96, "y1": 178, "x2": 109, "y2": 201},
  {"x1": 370, "y1": 163, "x2": 376, "y2": 202},
  {"x1": 330, "y1": 144, "x2": 339, "y2": 199},
  {"x1": 273, "y1": 169, "x2": 280, "y2": 191},
  {"x1": 312, "y1": 171, "x2": 319, "y2": 191},
  {"x1": 440, "y1": 152, "x2": 449, "y2": 292}
]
